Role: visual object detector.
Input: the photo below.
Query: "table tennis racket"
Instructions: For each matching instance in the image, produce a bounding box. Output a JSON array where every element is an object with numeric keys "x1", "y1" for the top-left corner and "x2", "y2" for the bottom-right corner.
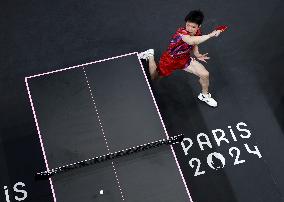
[{"x1": 215, "y1": 25, "x2": 228, "y2": 32}]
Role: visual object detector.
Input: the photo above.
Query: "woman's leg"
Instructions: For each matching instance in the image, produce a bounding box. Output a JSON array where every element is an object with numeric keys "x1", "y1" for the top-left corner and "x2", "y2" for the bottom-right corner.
[
  {"x1": 138, "y1": 49, "x2": 162, "y2": 80},
  {"x1": 184, "y1": 59, "x2": 210, "y2": 94},
  {"x1": 148, "y1": 55, "x2": 159, "y2": 80},
  {"x1": 183, "y1": 59, "x2": 217, "y2": 107}
]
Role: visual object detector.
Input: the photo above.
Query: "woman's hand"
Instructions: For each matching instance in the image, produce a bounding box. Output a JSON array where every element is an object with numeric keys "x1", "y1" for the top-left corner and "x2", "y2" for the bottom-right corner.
[
  {"x1": 196, "y1": 53, "x2": 210, "y2": 63},
  {"x1": 209, "y1": 30, "x2": 222, "y2": 38}
]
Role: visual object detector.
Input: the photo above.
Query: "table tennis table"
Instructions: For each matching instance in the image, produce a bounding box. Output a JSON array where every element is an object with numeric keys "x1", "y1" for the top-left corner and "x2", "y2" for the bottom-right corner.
[{"x1": 25, "y1": 52, "x2": 193, "y2": 202}]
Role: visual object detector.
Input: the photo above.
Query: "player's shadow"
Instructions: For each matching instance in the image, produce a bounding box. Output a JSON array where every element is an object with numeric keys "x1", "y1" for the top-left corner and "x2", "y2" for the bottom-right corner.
[{"x1": 145, "y1": 69, "x2": 239, "y2": 202}]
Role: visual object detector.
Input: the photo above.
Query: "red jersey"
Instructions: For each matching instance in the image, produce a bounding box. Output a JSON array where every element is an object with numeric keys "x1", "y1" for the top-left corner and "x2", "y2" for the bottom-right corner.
[
  {"x1": 167, "y1": 27, "x2": 202, "y2": 58},
  {"x1": 157, "y1": 27, "x2": 202, "y2": 76}
]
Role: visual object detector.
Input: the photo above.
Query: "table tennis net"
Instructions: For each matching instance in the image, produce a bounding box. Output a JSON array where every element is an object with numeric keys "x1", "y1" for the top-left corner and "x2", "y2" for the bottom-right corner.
[{"x1": 36, "y1": 134, "x2": 184, "y2": 180}]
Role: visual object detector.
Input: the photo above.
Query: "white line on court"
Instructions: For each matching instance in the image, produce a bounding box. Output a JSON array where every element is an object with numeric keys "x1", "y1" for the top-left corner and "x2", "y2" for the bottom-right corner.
[
  {"x1": 25, "y1": 51, "x2": 193, "y2": 202},
  {"x1": 25, "y1": 78, "x2": 57, "y2": 202},
  {"x1": 136, "y1": 53, "x2": 194, "y2": 202},
  {"x1": 82, "y1": 67, "x2": 125, "y2": 201}
]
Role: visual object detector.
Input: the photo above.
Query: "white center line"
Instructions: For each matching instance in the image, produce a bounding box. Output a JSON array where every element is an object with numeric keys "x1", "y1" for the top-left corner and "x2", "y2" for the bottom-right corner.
[{"x1": 82, "y1": 67, "x2": 125, "y2": 201}]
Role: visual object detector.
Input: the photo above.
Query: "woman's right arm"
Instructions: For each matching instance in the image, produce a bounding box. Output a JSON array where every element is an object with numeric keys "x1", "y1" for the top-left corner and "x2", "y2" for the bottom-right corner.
[{"x1": 181, "y1": 30, "x2": 221, "y2": 45}]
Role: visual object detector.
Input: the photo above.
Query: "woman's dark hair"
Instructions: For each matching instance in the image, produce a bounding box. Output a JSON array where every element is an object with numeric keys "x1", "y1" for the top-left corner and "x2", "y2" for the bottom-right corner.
[{"x1": 184, "y1": 10, "x2": 204, "y2": 25}]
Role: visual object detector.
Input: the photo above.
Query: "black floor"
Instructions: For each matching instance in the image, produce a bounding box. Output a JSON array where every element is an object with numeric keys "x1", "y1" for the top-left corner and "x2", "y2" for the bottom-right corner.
[{"x1": 1, "y1": 0, "x2": 284, "y2": 201}]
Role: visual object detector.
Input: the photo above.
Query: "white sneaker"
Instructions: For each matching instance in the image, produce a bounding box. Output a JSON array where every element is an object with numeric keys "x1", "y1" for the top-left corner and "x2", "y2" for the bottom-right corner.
[
  {"x1": 198, "y1": 93, "x2": 218, "y2": 107},
  {"x1": 138, "y1": 49, "x2": 154, "y2": 60}
]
